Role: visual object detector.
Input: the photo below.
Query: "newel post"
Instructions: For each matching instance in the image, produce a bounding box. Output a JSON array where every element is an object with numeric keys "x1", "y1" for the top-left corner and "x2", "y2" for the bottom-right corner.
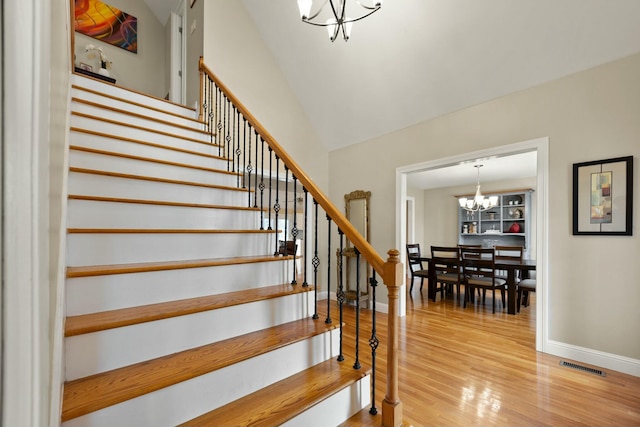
[{"x1": 382, "y1": 249, "x2": 403, "y2": 427}]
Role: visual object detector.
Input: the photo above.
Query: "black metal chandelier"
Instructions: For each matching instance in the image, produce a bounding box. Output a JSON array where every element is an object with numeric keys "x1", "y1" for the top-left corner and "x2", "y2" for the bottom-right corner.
[{"x1": 297, "y1": 0, "x2": 382, "y2": 42}]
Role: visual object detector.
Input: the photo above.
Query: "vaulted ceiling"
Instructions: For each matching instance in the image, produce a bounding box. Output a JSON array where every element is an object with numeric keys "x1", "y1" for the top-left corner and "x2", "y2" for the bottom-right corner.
[
  {"x1": 241, "y1": 0, "x2": 640, "y2": 151},
  {"x1": 145, "y1": 0, "x2": 640, "y2": 187}
]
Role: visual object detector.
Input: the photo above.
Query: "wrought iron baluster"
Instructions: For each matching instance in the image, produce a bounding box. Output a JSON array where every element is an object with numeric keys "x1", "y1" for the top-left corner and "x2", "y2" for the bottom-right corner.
[
  {"x1": 353, "y1": 247, "x2": 361, "y2": 370},
  {"x1": 312, "y1": 199, "x2": 320, "y2": 319},
  {"x1": 267, "y1": 147, "x2": 273, "y2": 231},
  {"x1": 273, "y1": 156, "x2": 280, "y2": 255},
  {"x1": 225, "y1": 98, "x2": 231, "y2": 170},
  {"x1": 368, "y1": 272, "x2": 379, "y2": 415},
  {"x1": 212, "y1": 84, "x2": 218, "y2": 148},
  {"x1": 208, "y1": 78, "x2": 214, "y2": 144},
  {"x1": 291, "y1": 175, "x2": 298, "y2": 285},
  {"x1": 259, "y1": 136, "x2": 265, "y2": 227},
  {"x1": 253, "y1": 129, "x2": 259, "y2": 208},
  {"x1": 216, "y1": 88, "x2": 222, "y2": 157},
  {"x1": 235, "y1": 110, "x2": 241, "y2": 186},
  {"x1": 284, "y1": 167, "x2": 289, "y2": 245},
  {"x1": 216, "y1": 88, "x2": 224, "y2": 156},
  {"x1": 302, "y1": 188, "x2": 309, "y2": 287},
  {"x1": 325, "y1": 215, "x2": 332, "y2": 324},
  {"x1": 242, "y1": 117, "x2": 248, "y2": 190},
  {"x1": 202, "y1": 75, "x2": 208, "y2": 129},
  {"x1": 337, "y1": 229, "x2": 345, "y2": 362},
  {"x1": 246, "y1": 122, "x2": 253, "y2": 206}
]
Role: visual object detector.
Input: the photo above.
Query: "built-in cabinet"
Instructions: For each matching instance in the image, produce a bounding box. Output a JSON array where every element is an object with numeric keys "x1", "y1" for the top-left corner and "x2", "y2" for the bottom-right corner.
[{"x1": 458, "y1": 189, "x2": 533, "y2": 258}]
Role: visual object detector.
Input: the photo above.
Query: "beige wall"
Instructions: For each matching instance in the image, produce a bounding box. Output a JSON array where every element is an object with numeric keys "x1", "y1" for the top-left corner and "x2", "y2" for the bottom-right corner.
[
  {"x1": 201, "y1": 1, "x2": 328, "y2": 187},
  {"x1": 73, "y1": 0, "x2": 167, "y2": 98},
  {"x1": 330, "y1": 53, "x2": 640, "y2": 362}
]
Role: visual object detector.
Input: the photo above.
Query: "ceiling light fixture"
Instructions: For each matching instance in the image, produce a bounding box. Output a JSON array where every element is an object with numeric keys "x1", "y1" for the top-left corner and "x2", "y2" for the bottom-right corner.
[
  {"x1": 297, "y1": 0, "x2": 382, "y2": 42},
  {"x1": 458, "y1": 165, "x2": 499, "y2": 212}
]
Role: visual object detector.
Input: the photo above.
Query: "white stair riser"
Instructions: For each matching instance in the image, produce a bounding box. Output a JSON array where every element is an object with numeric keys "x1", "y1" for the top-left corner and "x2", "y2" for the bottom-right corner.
[
  {"x1": 68, "y1": 172, "x2": 249, "y2": 207},
  {"x1": 67, "y1": 233, "x2": 276, "y2": 265},
  {"x1": 69, "y1": 131, "x2": 226, "y2": 170},
  {"x1": 72, "y1": 102, "x2": 210, "y2": 142},
  {"x1": 65, "y1": 292, "x2": 316, "y2": 380},
  {"x1": 69, "y1": 150, "x2": 239, "y2": 187},
  {"x1": 71, "y1": 74, "x2": 197, "y2": 118},
  {"x1": 71, "y1": 125, "x2": 219, "y2": 158},
  {"x1": 62, "y1": 330, "x2": 338, "y2": 427},
  {"x1": 67, "y1": 199, "x2": 264, "y2": 229},
  {"x1": 66, "y1": 259, "x2": 298, "y2": 315},
  {"x1": 282, "y1": 376, "x2": 371, "y2": 427},
  {"x1": 70, "y1": 114, "x2": 214, "y2": 146},
  {"x1": 71, "y1": 89, "x2": 203, "y2": 129}
]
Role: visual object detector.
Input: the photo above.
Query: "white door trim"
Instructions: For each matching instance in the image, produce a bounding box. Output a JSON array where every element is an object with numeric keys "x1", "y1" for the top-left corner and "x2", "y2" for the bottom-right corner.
[{"x1": 396, "y1": 137, "x2": 549, "y2": 351}]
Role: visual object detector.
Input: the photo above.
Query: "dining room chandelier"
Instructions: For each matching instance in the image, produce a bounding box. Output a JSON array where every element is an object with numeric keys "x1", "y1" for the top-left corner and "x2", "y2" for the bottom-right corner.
[
  {"x1": 458, "y1": 165, "x2": 499, "y2": 212},
  {"x1": 297, "y1": 0, "x2": 382, "y2": 42}
]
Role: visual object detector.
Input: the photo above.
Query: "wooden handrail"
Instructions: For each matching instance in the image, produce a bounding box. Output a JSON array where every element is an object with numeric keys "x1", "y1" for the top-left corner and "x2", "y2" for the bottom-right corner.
[
  {"x1": 199, "y1": 58, "x2": 385, "y2": 276},
  {"x1": 199, "y1": 58, "x2": 404, "y2": 427}
]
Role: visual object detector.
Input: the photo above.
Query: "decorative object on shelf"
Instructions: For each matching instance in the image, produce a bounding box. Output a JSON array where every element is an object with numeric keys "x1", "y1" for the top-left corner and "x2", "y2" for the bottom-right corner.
[
  {"x1": 508, "y1": 208, "x2": 523, "y2": 219},
  {"x1": 296, "y1": 0, "x2": 382, "y2": 42},
  {"x1": 462, "y1": 224, "x2": 469, "y2": 234},
  {"x1": 75, "y1": 0, "x2": 138, "y2": 53},
  {"x1": 458, "y1": 165, "x2": 499, "y2": 212},
  {"x1": 508, "y1": 223, "x2": 521, "y2": 233},
  {"x1": 572, "y1": 156, "x2": 633, "y2": 235},
  {"x1": 488, "y1": 211, "x2": 496, "y2": 220},
  {"x1": 85, "y1": 44, "x2": 111, "y2": 77}
]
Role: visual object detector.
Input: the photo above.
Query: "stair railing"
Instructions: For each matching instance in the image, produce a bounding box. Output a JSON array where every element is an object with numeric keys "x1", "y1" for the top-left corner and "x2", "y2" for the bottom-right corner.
[{"x1": 199, "y1": 58, "x2": 404, "y2": 427}]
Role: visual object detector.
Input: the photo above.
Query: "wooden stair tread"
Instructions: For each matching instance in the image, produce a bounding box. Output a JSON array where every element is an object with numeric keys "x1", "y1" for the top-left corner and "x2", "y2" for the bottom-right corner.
[
  {"x1": 71, "y1": 111, "x2": 214, "y2": 146},
  {"x1": 180, "y1": 359, "x2": 370, "y2": 427},
  {"x1": 67, "y1": 194, "x2": 262, "y2": 211},
  {"x1": 65, "y1": 283, "x2": 314, "y2": 336},
  {"x1": 70, "y1": 145, "x2": 236, "y2": 176},
  {"x1": 73, "y1": 97, "x2": 212, "y2": 136},
  {"x1": 67, "y1": 228, "x2": 274, "y2": 234},
  {"x1": 61, "y1": 317, "x2": 337, "y2": 422},
  {"x1": 69, "y1": 166, "x2": 250, "y2": 193},
  {"x1": 66, "y1": 254, "x2": 295, "y2": 278}
]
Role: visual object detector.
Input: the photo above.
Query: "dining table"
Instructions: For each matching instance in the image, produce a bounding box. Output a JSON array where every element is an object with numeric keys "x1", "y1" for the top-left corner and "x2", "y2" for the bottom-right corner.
[{"x1": 421, "y1": 255, "x2": 536, "y2": 315}]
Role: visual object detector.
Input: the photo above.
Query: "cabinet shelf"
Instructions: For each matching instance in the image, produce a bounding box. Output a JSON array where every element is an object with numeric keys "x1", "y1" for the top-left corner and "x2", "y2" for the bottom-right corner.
[{"x1": 458, "y1": 189, "x2": 533, "y2": 256}]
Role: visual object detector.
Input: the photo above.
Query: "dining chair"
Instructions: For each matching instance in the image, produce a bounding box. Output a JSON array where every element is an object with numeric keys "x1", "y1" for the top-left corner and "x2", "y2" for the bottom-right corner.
[
  {"x1": 491, "y1": 245, "x2": 523, "y2": 302},
  {"x1": 517, "y1": 271, "x2": 536, "y2": 311},
  {"x1": 430, "y1": 246, "x2": 461, "y2": 302},
  {"x1": 460, "y1": 247, "x2": 506, "y2": 313},
  {"x1": 406, "y1": 244, "x2": 430, "y2": 293},
  {"x1": 494, "y1": 245, "x2": 524, "y2": 281}
]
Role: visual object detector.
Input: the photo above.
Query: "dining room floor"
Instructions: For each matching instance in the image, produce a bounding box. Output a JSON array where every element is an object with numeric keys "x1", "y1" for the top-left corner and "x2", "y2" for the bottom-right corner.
[{"x1": 335, "y1": 278, "x2": 640, "y2": 427}]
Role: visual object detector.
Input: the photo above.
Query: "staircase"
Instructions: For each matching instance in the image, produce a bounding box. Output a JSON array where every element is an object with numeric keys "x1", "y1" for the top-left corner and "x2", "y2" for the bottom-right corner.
[{"x1": 62, "y1": 73, "x2": 371, "y2": 427}]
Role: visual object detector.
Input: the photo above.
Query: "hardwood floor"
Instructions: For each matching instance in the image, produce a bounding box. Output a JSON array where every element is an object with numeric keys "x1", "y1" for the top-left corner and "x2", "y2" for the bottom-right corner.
[{"x1": 329, "y1": 280, "x2": 640, "y2": 426}]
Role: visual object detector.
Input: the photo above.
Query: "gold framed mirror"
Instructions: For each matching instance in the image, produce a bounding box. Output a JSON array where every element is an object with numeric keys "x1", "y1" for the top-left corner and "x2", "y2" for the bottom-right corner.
[
  {"x1": 343, "y1": 190, "x2": 371, "y2": 307},
  {"x1": 345, "y1": 190, "x2": 371, "y2": 247}
]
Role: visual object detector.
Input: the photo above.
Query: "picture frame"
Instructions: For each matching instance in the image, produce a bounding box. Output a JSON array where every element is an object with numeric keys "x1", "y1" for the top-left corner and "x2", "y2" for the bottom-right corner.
[
  {"x1": 572, "y1": 156, "x2": 633, "y2": 235},
  {"x1": 79, "y1": 62, "x2": 93, "y2": 72}
]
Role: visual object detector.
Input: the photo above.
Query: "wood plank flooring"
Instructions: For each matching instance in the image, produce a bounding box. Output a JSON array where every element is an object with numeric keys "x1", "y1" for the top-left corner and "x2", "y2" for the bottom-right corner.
[{"x1": 330, "y1": 280, "x2": 640, "y2": 427}]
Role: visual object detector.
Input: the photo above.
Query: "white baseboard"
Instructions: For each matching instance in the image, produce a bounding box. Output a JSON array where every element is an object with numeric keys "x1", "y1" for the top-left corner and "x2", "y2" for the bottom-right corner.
[{"x1": 545, "y1": 339, "x2": 640, "y2": 377}]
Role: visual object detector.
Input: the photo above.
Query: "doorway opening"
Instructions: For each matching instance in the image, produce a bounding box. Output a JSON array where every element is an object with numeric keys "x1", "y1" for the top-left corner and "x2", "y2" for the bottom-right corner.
[{"x1": 396, "y1": 137, "x2": 549, "y2": 352}]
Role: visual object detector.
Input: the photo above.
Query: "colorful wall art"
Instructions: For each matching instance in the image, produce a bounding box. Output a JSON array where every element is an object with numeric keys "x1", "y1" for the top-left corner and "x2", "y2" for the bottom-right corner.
[{"x1": 75, "y1": 0, "x2": 137, "y2": 53}]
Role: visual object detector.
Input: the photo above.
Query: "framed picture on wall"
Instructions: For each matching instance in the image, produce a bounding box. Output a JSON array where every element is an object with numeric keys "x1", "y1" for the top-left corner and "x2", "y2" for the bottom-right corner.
[{"x1": 572, "y1": 156, "x2": 633, "y2": 235}]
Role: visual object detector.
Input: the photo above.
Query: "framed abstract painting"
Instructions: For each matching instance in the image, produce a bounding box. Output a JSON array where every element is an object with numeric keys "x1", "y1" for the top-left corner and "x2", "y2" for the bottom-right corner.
[
  {"x1": 573, "y1": 156, "x2": 633, "y2": 235},
  {"x1": 75, "y1": 0, "x2": 138, "y2": 53}
]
